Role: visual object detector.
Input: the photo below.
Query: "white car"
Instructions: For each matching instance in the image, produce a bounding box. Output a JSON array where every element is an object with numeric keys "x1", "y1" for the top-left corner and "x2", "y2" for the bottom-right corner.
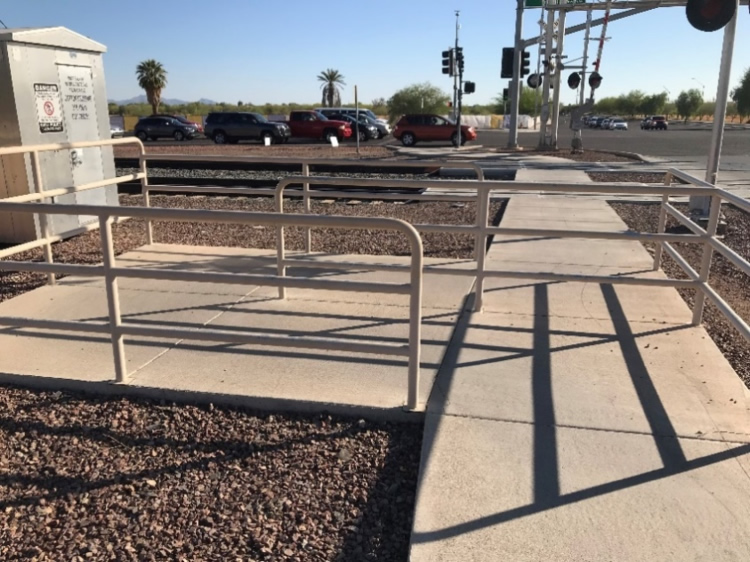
[
  {"x1": 110, "y1": 124, "x2": 124, "y2": 138},
  {"x1": 609, "y1": 118, "x2": 628, "y2": 131}
]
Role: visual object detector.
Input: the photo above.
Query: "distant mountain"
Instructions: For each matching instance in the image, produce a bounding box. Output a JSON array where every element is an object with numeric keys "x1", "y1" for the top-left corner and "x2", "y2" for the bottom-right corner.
[{"x1": 108, "y1": 95, "x2": 217, "y2": 105}]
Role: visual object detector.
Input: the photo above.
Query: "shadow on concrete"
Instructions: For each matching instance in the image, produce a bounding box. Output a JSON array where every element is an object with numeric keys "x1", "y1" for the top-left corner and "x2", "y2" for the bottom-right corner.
[{"x1": 411, "y1": 282, "x2": 747, "y2": 545}]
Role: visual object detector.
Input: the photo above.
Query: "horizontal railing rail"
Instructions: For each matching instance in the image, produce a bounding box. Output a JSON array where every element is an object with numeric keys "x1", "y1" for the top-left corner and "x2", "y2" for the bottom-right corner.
[{"x1": 0, "y1": 201, "x2": 424, "y2": 410}]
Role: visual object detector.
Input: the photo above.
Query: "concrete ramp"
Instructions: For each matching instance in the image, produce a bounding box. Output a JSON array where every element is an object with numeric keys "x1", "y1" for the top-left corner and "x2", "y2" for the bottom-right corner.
[
  {"x1": 0, "y1": 245, "x2": 473, "y2": 418},
  {"x1": 410, "y1": 197, "x2": 750, "y2": 561}
]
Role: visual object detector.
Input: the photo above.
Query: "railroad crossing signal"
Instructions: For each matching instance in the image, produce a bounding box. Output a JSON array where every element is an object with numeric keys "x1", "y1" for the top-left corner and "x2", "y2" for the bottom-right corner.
[
  {"x1": 686, "y1": 0, "x2": 736, "y2": 32},
  {"x1": 588, "y1": 71, "x2": 602, "y2": 90},
  {"x1": 527, "y1": 73, "x2": 542, "y2": 89},
  {"x1": 567, "y1": 72, "x2": 581, "y2": 90},
  {"x1": 442, "y1": 49, "x2": 455, "y2": 76}
]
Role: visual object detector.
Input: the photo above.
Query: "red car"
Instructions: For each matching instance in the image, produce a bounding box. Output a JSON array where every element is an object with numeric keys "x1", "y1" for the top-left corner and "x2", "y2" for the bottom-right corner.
[
  {"x1": 393, "y1": 114, "x2": 477, "y2": 147},
  {"x1": 285, "y1": 110, "x2": 352, "y2": 142}
]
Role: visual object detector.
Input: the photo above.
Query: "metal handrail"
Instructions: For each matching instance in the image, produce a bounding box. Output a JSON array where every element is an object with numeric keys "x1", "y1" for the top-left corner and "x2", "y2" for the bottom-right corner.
[{"x1": 0, "y1": 201, "x2": 424, "y2": 410}]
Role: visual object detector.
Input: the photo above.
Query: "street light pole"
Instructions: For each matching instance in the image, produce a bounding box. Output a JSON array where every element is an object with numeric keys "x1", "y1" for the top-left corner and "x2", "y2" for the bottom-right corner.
[{"x1": 508, "y1": 0, "x2": 525, "y2": 148}]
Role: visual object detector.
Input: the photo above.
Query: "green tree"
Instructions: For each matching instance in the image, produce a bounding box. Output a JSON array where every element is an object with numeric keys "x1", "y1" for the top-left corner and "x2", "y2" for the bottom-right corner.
[
  {"x1": 371, "y1": 97, "x2": 387, "y2": 116},
  {"x1": 675, "y1": 88, "x2": 703, "y2": 122},
  {"x1": 640, "y1": 93, "x2": 668, "y2": 117},
  {"x1": 619, "y1": 90, "x2": 645, "y2": 117},
  {"x1": 731, "y1": 67, "x2": 750, "y2": 121},
  {"x1": 317, "y1": 68, "x2": 345, "y2": 107},
  {"x1": 386, "y1": 83, "x2": 450, "y2": 123},
  {"x1": 492, "y1": 87, "x2": 536, "y2": 115},
  {"x1": 136, "y1": 59, "x2": 167, "y2": 115},
  {"x1": 594, "y1": 96, "x2": 618, "y2": 115}
]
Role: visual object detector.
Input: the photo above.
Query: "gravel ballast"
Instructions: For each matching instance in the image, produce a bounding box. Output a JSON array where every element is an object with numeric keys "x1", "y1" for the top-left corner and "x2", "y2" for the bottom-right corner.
[
  {"x1": 611, "y1": 202, "x2": 750, "y2": 387},
  {"x1": 0, "y1": 388, "x2": 422, "y2": 561}
]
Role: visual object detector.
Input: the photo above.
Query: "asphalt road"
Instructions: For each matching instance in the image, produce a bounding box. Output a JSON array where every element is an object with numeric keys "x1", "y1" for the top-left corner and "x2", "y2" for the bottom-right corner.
[{"x1": 477, "y1": 123, "x2": 750, "y2": 171}]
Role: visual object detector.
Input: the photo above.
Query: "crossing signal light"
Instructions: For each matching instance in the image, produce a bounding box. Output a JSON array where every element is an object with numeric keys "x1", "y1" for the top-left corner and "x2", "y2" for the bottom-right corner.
[
  {"x1": 502, "y1": 88, "x2": 509, "y2": 103},
  {"x1": 521, "y1": 50, "x2": 531, "y2": 77},
  {"x1": 567, "y1": 72, "x2": 581, "y2": 90},
  {"x1": 442, "y1": 49, "x2": 455, "y2": 76},
  {"x1": 686, "y1": 0, "x2": 736, "y2": 32},
  {"x1": 464, "y1": 81, "x2": 476, "y2": 94},
  {"x1": 527, "y1": 73, "x2": 542, "y2": 89},
  {"x1": 456, "y1": 47, "x2": 465, "y2": 75},
  {"x1": 501, "y1": 47, "x2": 514, "y2": 79},
  {"x1": 588, "y1": 71, "x2": 602, "y2": 90}
]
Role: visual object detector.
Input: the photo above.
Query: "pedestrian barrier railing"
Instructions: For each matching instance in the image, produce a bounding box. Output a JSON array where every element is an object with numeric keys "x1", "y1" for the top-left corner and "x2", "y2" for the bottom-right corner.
[
  {"x1": 136, "y1": 153, "x2": 486, "y2": 253},
  {"x1": 0, "y1": 201, "x2": 424, "y2": 410},
  {"x1": 1, "y1": 140, "x2": 749, "y2": 413}
]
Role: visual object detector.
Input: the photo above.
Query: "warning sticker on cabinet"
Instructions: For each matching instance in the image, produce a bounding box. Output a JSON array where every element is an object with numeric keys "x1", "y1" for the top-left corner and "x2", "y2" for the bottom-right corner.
[{"x1": 34, "y1": 83, "x2": 64, "y2": 133}]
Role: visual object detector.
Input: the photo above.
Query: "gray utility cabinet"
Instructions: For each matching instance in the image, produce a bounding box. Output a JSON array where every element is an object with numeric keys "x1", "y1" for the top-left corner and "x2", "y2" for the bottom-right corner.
[{"x1": 0, "y1": 27, "x2": 117, "y2": 244}]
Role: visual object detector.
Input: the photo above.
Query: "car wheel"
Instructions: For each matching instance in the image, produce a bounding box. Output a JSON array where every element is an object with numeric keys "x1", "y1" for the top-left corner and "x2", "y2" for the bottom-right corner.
[
  {"x1": 173, "y1": 130, "x2": 185, "y2": 141},
  {"x1": 261, "y1": 131, "x2": 274, "y2": 145},
  {"x1": 401, "y1": 132, "x2": 416, "y2": 147},
  {"x1": 451, "y1": 132, "x2": 462, "y2": 148},
  {"x1": 323, "y1": 129, "x2": 337, "y2": 143},
  {"x1": 357, "y1": 129, "x2": 367, "y2": 142},
  {"x1": 213, "y1": 131, "x2": 227, "y2": 144},
  {"x1": 136, "y1": 131, "x2": 148, "y2": 142}
]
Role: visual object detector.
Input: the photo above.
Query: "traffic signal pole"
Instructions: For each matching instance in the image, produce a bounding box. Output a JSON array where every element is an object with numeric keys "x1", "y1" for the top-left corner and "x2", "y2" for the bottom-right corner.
[
  {"x1": 455, "y1": 11, "x2": 461, "y2": 149},
  {"x1": 537, "y1": 8, "x2": 554, "y2": 148},
  {"x1": 507, "y1": 0, "x2": 524, "y2": 148},
  {"x1": 549, "y1": 8, "x2": 566, "y2": 149}
]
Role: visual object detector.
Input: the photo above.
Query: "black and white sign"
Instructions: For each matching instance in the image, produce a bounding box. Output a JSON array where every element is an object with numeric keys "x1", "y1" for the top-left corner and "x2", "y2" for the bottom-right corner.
[{"x1": 34, "y1": 83, "x2": 64, "y2": 133}]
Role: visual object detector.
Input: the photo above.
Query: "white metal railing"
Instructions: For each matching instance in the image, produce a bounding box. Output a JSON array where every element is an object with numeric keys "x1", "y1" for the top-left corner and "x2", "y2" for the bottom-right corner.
[
  {"x1": 0, "y1": 137, "x2": 148, "y2": 285},
  {"x1": 0, "y1": 200, "x2": 425, "y2": 410},
  {"x1": 135, "y1": 154, "x2": 486, "y2": 253}
]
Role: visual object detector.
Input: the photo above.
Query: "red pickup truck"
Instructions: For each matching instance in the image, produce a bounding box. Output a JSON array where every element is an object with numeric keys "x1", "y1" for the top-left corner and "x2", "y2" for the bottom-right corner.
[{"x1": 286, "y1": 110, "x2": 352, "y2": 142}]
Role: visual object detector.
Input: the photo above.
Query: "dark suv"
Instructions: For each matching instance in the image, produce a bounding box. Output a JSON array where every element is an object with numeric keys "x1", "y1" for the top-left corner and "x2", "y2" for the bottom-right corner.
[
  {"x1": 134, "y1": 117, "x2": 198, "y2": 142},
  {"x1": 204, "y1": 112, "x2": 291, "y2": 144}
]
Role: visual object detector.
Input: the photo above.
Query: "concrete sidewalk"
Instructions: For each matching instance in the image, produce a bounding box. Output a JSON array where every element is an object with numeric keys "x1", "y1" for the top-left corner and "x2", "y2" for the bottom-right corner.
[{"x1": 410, "y1": 197, "x2": 750, "y2": 561}]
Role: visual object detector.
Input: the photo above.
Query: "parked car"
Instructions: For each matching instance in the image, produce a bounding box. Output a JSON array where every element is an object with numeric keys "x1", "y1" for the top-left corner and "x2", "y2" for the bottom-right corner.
[
  {"x1": 609, "y1": 118, "x2": 628, "y2": 131},
  {"x1": 150, "y1": 114, "x2": 203, "y2": 133},
  {"x1": 325, "y1": 113, "x2": 379, "y2": 141},
  {"x1": 594, "y1": 117, "x2": 606, "y2": 128},
  {"x1": 204, "y1": 112, "x2": 291, "y2": 144},
  {"x1": 284, "y1": 110, "x2": 351, "y2": 142},
  {"x1": 110, "y1": 124, "x2": 124, "y2": 138},
  {"x1": 640, "y1": 117, "x2": 653, "y2": 129},
  {"x1": 601, "y1": 117, "x2": 612, "y2": 129},
  {"x1": 392, "y1": 114, "x2": 477, "y2": 147},
  {"x1": 315, "y1": 107, "x2": 390, "y2": 130},
  {"x1": 586, "y1": 115, "x2": 599, "y2": 128},
  {"x1": 649, "y1": 115, "x2": 668, "y2": 130},
  {"x1": 134, "y1": 116, "x2": 199, "y2": 141},
  {"x1": 318, "y1": 109, "x2": 390, "y2": 138}
]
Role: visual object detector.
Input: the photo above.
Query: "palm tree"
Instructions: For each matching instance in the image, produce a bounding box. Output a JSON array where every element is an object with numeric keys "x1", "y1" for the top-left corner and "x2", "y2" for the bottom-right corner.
[
  {"x1": 317, "y1": 69, "x2": 345, "y2": 107},
  {"x1": 136, "y1": 59, "x2": 168, "y2": 115}
]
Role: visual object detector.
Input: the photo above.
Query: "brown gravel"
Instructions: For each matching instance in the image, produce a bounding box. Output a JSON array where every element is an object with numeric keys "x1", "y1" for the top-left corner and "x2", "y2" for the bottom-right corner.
[
  {"x1": 611, "y1": 202, "x2": 750, "y2": 387},
  {"x1": 589, "y1": 172, "x2": 685, "y2": 184},
  {"x1": 1, "y1": 196, "x2": 504, "y2": 304},
  {"x1": 114, "y1": 144, "x2": 397, "y2": 160},
  {"x1": 493, "y1": 148, "x2": 638, "y2": 163},
  {"x1": 0, "y1": 387, "x2": 422, "y2": 561}
]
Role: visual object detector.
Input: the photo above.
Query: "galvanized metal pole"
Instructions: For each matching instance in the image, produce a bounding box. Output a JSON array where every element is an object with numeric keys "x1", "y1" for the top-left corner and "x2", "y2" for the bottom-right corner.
[
  {"x1": 355, "y1": 85, "x2": 360, "y2": 156},
  {"x1": 692, "y1": 3, "x2": 738, "y2": 215},
  {"x1": 538, "y1": 8, "x2": 555, "y2": 148},
  {"x1": 533, "y1": 15, "x2": 544, "y2": 130},
  {"x1": 508, "y1": 0, "x2": 525, "y2": 148},
  {"x1": 455, "y1": 11, "x2": 461, "y2": 149},
  {"x1": 550, "y1": 8, "x2": 566, "y2": 149}
]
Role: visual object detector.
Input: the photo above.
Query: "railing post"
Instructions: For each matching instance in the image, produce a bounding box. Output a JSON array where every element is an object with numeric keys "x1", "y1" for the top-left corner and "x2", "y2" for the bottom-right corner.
[
  {"x1": 691, "y1": 194, "x2": 722, "y2": 326},
  {"x1": 30, "y1": 151, "x2": 56, "y2": 286},
  {"x1": 99, "y1": 215, "x2": 127, "y2": 383},
  {"x1": 653, "y1": 172, "x2": 672, "y2": 271},
  {"x1": 139, "y1": 151, "x2": 153, "y2": 245},
  {"x1": 407, "y1": 230, "x2": 424, "y2": 411},
  {"x1": 275, "y1": 182, "x2": 287, "y2": 300},
  {"x1": 474, "y1": 185, "x2": 490, "y2": 312},
  {"x1": 302, "y1": 163, "x2": 312, "y2": 253}
]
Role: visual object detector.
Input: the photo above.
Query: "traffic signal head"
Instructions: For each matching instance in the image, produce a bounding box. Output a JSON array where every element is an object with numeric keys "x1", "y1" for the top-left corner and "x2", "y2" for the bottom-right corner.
[
  {"x1": 521, "y1": 50, "x2": 531, "y2": 77},
  {"x1": 567, "y1": 72, "x2": 581, "y2": 90},
  {"x1": 442, "y1": 49, "x2": 455, "y2": 76},
  {"x1": 686, "y1": 0, "x2": 736, "y2": 32},
  {"x1": 456, "y1": 47, "x2": 465, "y2": 75},
  {"x1": 464, "y1": 81, "x2": 475, "y2": 94},
  {"x1": 501, "y1": 47, "x2": 514, "y2": 79},
  {"x1": 588, "y1": 71, "x2": 602, "y2": 90},
  {"x1": 502, "y1": 88, "x2": 509, "y2": 102}
]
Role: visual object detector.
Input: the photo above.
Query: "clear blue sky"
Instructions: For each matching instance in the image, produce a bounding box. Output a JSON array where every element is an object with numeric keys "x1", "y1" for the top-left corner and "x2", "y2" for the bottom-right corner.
[{"x1": 3, "y1": 0, "x2": 749, "y2": 107}]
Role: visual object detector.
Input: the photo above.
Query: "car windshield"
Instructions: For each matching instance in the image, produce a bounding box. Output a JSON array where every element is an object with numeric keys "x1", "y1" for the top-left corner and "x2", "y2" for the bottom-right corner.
[
  {"x1": 251, "y1": 113, "x2": 268, "y2": 123},
  {"x1": 314, "y1": 111, "x2": 329, "y2": 121},
  {"x1": 653, "y1": 116, "x2": 665, "y2": 120}
]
